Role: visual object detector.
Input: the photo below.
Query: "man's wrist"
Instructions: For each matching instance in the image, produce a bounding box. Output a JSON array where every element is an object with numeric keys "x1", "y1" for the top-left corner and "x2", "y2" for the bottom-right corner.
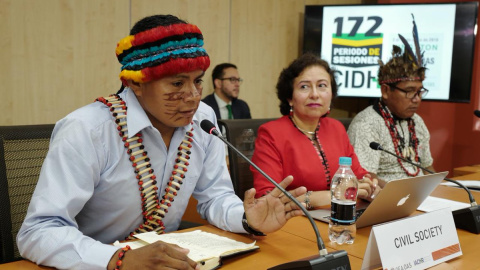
[
  {"x1": 107, "y1": 249, "x2": 122, "y2": 270},
  {"x1": 242, "y1": 212, "x2": 266, "y2": 236}
]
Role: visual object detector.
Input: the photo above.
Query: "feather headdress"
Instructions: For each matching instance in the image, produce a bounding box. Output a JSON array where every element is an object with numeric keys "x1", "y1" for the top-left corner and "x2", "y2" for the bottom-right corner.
[{"x1": 378, "y1": 14, "x2": 426, "y2": 85}]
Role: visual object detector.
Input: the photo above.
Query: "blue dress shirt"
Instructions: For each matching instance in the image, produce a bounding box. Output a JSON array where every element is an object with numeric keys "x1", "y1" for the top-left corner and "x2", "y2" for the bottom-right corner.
[{"x1": 17, "y1": 88, "x2": 244, "y2": 269}]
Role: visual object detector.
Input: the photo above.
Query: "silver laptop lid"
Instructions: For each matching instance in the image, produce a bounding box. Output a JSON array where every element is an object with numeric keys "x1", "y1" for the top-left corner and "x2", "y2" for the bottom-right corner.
[{"x1": 309, "y1": 172, "x2": 448, "y2": 228}]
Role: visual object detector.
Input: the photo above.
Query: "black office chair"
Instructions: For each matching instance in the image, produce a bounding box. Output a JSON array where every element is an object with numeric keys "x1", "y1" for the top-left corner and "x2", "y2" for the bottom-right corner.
[
  {"x1": 0, "y1": 124, "x2": 54, "y2": 263},
  {"x1": 218, "y1": 118, "x2": 275, "y2": 200},
  {"x1": 335, "y1": 117, "x2": 353, "y2": 131}
]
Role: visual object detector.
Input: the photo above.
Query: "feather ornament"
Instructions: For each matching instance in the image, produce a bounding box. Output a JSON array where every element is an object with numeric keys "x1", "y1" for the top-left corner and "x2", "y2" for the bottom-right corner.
[
  {"x1": 378, "y1": 16, "x2": 426, "y2": 84},
  {"x1": 392, "y1": 45, "x2": 402, "y2": 56},
  {"x1": 398, "y1": 34, "x2": 418, "y2": 66}
]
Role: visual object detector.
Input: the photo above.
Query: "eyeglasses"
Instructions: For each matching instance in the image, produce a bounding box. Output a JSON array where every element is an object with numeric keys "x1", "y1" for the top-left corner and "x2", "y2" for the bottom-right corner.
[
  {"x1": 220, "y1": 77, "x2": 243, "y2": 84},
  {"x1": 390, "y1": 85, "x2": 429, "y2": 99}
]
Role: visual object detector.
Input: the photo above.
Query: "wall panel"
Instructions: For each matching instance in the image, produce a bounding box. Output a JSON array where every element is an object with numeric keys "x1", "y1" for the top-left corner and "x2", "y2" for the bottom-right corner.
[
  {"x1": 0, "y1": 0, "x2": 129, "y2": 125},
  {"x1": 230, "y1": 0, "x2": 305, "y2": 118}
]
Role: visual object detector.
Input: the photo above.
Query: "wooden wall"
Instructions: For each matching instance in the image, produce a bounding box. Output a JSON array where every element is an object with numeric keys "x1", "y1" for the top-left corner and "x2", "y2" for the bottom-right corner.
[
  {"x1": 3, "y1": 0, "x2": 479, "y2": 175},
  {"x1": 0, "y1": 0, "x2": 129, "y2": 125},
  {"x1": 0, "y1": 0, "x2": 361, "y2": 126}
]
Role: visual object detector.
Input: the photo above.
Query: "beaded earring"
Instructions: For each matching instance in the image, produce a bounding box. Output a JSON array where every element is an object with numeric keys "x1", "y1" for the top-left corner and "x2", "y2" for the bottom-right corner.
[{"x1": 289, "y1": 105, "x2": 293, "y2": 116}]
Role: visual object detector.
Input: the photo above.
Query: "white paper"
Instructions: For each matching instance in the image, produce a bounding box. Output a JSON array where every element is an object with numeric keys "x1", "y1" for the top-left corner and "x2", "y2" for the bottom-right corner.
[
  {"x1": 133, "y1": 230, "x2": 257, "y2": 262},
  {"x1": 417, "y1": 196, "x2": 470, "y2": 212},
  {"x1": 113, "y1": 240, "x2": 148, "y2": 250},
  {"x1": 441, "y1": 180, "x2": 480, "y2": 190}
]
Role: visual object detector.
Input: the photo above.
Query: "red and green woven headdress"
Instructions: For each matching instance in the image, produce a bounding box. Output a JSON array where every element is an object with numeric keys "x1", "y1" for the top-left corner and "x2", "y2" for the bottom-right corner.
[{"x1": 116, "y1": 22, "x2": 210, "y2": 84}]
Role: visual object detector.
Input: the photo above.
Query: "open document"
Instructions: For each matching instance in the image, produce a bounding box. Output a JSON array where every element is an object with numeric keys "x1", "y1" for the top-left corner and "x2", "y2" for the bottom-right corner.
[{"x1": 114, "y1": 230, "x2": 258, "y2": 270}]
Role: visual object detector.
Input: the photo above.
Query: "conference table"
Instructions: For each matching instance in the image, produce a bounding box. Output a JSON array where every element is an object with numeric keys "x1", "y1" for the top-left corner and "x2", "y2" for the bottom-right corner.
[
  {"x1": 453, "y1": 165, "x2": 480, "y2": 177},
  {"x1": 282, "y1": 184, "x2": 480, "y2": 269},
  {"x1": 1, "y1": 174, "x2": 479, "y2": 270}
]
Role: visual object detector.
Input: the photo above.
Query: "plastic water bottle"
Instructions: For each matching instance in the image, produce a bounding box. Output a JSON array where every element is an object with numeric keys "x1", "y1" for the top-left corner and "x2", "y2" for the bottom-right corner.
[{"x1": 328, "y1": 157, "x2": 358, "y2": 244}]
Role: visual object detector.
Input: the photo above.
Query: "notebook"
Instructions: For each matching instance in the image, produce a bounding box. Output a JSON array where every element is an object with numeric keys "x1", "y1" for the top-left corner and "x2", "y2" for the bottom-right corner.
[{"x1": 308, "y1": 171, "x2": 448, "y2": 228}]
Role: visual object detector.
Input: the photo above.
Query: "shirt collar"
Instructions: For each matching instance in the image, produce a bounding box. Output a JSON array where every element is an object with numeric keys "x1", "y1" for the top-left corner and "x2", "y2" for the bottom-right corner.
[
  {"x1": 121, "y1": 88, "x2": 151, "y2": 138},
  {"x1": 214, "y1": 92, "x2": 231, "y2": 107},
  {"x1": 122, "y1": 88, "x2": 196, "y2": 138}
]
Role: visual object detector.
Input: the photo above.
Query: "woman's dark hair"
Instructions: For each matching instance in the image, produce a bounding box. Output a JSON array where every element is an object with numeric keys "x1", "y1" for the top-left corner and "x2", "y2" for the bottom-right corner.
[
  {"x1": 276, "y1": 53, "x2": 338, "y2": 116},
  {"x1": 117, "y1": 15, "x2": 188, "y2": 94}
]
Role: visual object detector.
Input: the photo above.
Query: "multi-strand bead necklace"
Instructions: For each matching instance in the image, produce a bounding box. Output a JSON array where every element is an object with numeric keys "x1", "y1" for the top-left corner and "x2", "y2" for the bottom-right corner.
[
  {"x1": 96, "y1": 94, "x2": 194, "y2": 239},
  {"x1": 378, "y1": 101, "x2": 420, "y2": 177}
]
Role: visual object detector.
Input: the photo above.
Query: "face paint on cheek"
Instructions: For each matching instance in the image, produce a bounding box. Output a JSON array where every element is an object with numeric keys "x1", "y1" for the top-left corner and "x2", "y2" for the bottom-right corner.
[
  {"x1": 162, "y1": 91, "x2": 199, "y2": 121},
  {"x1": 163, "y1": 93, "x2": 191, "y2": 121},
  {"x1": 165, "y1": 92, "x2": 185, "y2": 101}
]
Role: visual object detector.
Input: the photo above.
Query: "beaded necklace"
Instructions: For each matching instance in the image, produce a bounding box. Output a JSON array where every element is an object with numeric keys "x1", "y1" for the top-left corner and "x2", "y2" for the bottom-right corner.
[
  {"x1": 290, "y1": 116, "x2": 332, "y2": 187},
  {"x1": 96, "y1": 94, "x2": 194, "y2": 239},
  {"x1": 377, "y1": 101, "x2": 420, "y2": 177},
  {"x1": 291, "y1": 117, "x2": 315, "y2": 135}
]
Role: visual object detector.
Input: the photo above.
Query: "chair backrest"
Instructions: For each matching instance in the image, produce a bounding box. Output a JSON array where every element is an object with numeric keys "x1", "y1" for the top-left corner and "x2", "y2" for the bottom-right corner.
[
  {"x1": 0, "y1": 124, "x2": 54, "y2": 263},
  {"x1": 335, "y1": 117, "x2": 353, "y2": 131},
  {"x1": 218, "y1": 118, "x2": 275, "y2": 200}
]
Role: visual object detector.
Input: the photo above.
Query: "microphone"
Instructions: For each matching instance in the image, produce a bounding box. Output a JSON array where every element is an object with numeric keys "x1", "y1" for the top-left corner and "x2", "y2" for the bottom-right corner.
[
  {"x1": 474, "y1": 110, "x2": 480, "y2": 118},
  {"x1": 201, "y1": 120, "x2": 351, "y2": 270},
  {"x1": 369, "y1": 142, "x2": 480, "y2": 234}
]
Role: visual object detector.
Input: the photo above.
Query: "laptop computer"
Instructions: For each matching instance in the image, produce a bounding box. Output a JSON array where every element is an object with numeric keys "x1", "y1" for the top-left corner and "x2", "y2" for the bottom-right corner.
[{"x1": 308, "y1": 171, "x2": 448, "y2": 228}]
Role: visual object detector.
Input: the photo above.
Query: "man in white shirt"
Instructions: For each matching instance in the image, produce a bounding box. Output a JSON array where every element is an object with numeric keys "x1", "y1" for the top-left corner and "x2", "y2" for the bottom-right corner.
[{"x1": 17, "y1": 14, "x2": 305, "y2": 270}]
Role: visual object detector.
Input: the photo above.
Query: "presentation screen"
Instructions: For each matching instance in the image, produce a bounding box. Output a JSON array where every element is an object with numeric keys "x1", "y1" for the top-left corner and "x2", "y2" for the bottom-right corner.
[{"x1": 303, "y1": 3, "x2": 478, "y2": 102}]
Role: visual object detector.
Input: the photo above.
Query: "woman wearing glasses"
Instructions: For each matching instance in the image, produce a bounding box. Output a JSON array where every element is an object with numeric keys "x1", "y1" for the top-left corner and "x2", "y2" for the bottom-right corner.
[
  {"x1": 347, "y1": 41, "x2": 435, "y2": 183},
  {"x1": 251, "y1": 53, "x2": 378, "y2": 208}
]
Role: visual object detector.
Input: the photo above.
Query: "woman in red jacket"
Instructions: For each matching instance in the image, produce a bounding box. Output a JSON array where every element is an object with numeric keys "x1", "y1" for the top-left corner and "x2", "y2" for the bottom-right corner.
[{"x1": 252, "y1": 53, "x2": 378, "y2": 208}]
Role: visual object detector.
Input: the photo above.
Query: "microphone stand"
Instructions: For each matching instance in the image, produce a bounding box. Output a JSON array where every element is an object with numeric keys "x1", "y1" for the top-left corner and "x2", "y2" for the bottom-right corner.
[
  {"x1": 370, "y1": 142, "x2": 480, "y2": 234},
  {"x1": 202, "y1": 120, "x2": 351, "y2": 270}
]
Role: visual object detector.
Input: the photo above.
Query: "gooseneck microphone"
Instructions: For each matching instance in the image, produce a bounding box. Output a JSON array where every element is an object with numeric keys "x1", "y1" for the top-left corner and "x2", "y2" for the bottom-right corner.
[
  {"x1": 474, "y1": 110, "x2": 480, "y2": 118},
  {"x1": 369, "y1": 142, "x2": 476, "y2": 205},
  {"x1": 201, "y1": 120, "x2": 351, "y2": 270},
  {"x1": 370, "y1": 141, "x2": 480, "y2": 234}
]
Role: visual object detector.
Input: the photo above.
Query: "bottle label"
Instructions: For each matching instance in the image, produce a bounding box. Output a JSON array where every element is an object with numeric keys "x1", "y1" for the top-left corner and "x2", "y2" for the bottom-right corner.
[{"x1": 330, "y1": 201, "x2": 356, "y2": 225}]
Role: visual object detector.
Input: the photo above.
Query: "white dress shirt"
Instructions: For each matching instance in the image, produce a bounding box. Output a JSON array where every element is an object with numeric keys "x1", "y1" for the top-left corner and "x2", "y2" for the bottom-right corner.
[
  {"x1": 213, "y1": 92, "x2": 232, "y2": 119},
  {"x1": 17, "y1": 88, "x2": 244, "y2": 270}
]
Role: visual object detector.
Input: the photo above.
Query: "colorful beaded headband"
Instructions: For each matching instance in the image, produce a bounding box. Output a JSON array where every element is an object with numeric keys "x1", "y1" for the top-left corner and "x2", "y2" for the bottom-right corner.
[
  {"x1": 380, "y1": 76, "x2": 423, "y2": 85},
  {"x1": 116, "y1": 23, "x2": 210, "y2": 84},
  {"x1": 378, "y1": 14, "x2": 426, "y2": 85}
]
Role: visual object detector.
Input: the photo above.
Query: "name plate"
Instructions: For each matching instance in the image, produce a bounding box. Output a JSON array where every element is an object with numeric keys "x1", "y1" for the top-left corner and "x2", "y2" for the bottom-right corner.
[{"x1": 362, "y1": 208, "x2": 461, "y2": 270}]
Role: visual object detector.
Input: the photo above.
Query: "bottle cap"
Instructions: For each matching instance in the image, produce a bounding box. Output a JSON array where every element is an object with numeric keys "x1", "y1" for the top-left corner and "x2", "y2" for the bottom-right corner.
[{"x1": 339, "y1": 157, "x2": 352, "y2": 166}]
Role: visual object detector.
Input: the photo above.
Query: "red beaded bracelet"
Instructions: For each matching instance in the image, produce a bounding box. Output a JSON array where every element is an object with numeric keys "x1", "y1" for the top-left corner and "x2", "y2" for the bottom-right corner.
[{"x1": 114, "y1": 245, "x2": 131, "y2": 270}]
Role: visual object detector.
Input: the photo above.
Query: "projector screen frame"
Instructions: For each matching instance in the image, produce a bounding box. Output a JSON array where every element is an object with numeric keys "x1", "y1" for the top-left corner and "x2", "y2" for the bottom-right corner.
[{"x1": 303, "y1": 2, "x2": 478, "y2": 103}]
